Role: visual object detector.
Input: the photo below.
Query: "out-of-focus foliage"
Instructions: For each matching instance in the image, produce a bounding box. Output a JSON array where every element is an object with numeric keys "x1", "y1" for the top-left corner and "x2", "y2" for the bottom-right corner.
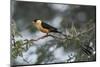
[{"x1": 11, "y1": 1, "x2": 96, "y2": 66}]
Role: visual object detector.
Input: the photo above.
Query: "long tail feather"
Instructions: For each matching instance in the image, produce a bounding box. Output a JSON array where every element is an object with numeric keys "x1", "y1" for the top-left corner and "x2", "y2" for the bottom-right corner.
[{"x1": 55, "y1": 30, "x2": 67, "y2": 37}]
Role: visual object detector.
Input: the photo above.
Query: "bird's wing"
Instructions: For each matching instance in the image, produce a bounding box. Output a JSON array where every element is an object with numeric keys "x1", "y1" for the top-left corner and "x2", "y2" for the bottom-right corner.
[{"x1": 41, "y1": 22, "x2": 57, "y2": 31}]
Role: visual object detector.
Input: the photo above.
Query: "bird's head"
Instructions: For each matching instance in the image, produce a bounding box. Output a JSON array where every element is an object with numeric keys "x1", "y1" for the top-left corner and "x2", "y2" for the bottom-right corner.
[{"x1": 32, "y1": 19, "x2": 42, "y2": 24}]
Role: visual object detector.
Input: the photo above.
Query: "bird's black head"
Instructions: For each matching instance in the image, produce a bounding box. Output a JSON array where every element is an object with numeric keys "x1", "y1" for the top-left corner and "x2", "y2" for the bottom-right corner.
[{"x1": 33, "y1": 19, "x2": 40, "y2": 23}]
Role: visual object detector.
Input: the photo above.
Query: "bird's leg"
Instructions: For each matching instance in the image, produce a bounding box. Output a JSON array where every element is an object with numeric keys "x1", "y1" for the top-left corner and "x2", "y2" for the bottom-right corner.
[{"x1": 46, "y1": 33, "x2": 49, "y2": 36}]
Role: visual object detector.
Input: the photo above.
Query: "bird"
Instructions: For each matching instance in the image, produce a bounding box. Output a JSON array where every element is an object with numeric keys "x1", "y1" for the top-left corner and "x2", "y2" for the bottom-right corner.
[{"x1": 32, "y1": 19, "x2": 66, "y2": 36}]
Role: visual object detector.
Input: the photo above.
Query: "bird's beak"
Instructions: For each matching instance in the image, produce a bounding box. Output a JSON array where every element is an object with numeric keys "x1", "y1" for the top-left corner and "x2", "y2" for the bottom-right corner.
[
  {"x1": 32, "y1": 21, "x2": 36, "y2": 27},
  {"x1": 32, "y1": 21, "x2": 35, "y2": 24}
]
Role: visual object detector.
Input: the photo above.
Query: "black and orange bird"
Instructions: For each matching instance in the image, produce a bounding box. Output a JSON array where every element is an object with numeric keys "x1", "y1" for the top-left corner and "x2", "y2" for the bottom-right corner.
[{"x1": 32, "y1": 19, "x2": 66, "y2": 36}]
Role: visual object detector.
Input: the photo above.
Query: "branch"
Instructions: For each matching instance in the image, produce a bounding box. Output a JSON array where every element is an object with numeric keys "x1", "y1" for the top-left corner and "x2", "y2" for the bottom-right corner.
[
  {"x1": 22, "y1": 57, "x2": 30, "y2": 63},
  {"x1": 24, "y1": 34, "x2": 66, "y2": 42},
  {"x1": 76, "y1": 26, "x2": 95, "y2": 37}
]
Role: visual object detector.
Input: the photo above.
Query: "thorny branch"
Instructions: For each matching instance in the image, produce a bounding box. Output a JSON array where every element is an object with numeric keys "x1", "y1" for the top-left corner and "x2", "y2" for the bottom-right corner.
[
  {"x1": 24, "y1": 34, "x2": 67, "y2": 42},
  {"x1": 23, "y1": 26, "x2": 95, "y2": 43}
]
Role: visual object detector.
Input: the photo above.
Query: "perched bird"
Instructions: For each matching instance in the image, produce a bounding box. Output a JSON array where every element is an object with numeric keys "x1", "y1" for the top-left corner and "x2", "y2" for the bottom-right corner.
[{"x1": 32, "y1": 19, "x2": 66, "y2": 36}]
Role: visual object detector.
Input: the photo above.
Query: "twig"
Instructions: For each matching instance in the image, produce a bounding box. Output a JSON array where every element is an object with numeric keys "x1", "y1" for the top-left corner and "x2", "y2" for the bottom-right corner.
[
  {"x1": 24, "y1": 34, "x2": 66, "y2": 42},
  {"x1": 22, "y1": 57, "x2": 30, "y2": 63},
  {"x1": 76, "y1": 26, "x2": 95, "y2": 37}
]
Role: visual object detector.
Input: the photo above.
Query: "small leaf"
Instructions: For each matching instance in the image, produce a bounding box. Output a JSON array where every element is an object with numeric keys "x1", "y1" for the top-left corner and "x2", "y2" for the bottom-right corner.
[
  {"x1": 70, "y1": 22, "x2": 77, "y2": 37},
  {"x1": 11, "y1": 19, "x2": 22, "y2": 37}
]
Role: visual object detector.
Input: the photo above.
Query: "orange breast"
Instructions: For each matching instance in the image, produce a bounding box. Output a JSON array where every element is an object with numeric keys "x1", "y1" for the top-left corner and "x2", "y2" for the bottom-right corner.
[
  {"x1": 40, "y1": 28, "x2": 49, "y2": 33},
  {"x1": 34, "y1": 22, "x2": 50, "y2": 33}
]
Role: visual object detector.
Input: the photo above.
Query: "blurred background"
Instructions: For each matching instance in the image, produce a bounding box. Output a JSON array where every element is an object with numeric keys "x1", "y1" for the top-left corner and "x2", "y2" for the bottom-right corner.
[{"x1": 11, "y1": 0, "x2": 96, "y2": 66}]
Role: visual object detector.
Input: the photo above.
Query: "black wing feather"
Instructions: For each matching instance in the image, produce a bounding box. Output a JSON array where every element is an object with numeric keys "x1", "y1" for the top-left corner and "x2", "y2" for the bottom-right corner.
[{"x1": 42, "y1": 22, "x2": 57, "y2": 32}]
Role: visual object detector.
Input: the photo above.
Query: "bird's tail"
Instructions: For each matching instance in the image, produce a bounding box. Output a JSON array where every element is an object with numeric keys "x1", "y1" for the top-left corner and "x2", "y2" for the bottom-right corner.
[{"x1": 55, "y1": 30, "x2": 67, "y2": 37}]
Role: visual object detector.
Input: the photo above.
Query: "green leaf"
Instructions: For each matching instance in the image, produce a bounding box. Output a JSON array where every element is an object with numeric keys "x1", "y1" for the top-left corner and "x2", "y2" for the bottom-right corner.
[
  {"x1": 70, "y1": 22, "x2": 77, "y2": 37},
  {"x1": 11, "y1": 19, "x2": 22, "y2": 37}
]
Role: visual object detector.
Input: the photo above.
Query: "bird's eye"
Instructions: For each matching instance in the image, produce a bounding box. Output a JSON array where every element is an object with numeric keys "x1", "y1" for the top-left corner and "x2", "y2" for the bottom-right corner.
[
  {"x1": 34, "y1": 19, "x2": 40, "y2": 22},
  {"x1": 34, "y1": 19, "x2": 37, "y2": 22}
]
